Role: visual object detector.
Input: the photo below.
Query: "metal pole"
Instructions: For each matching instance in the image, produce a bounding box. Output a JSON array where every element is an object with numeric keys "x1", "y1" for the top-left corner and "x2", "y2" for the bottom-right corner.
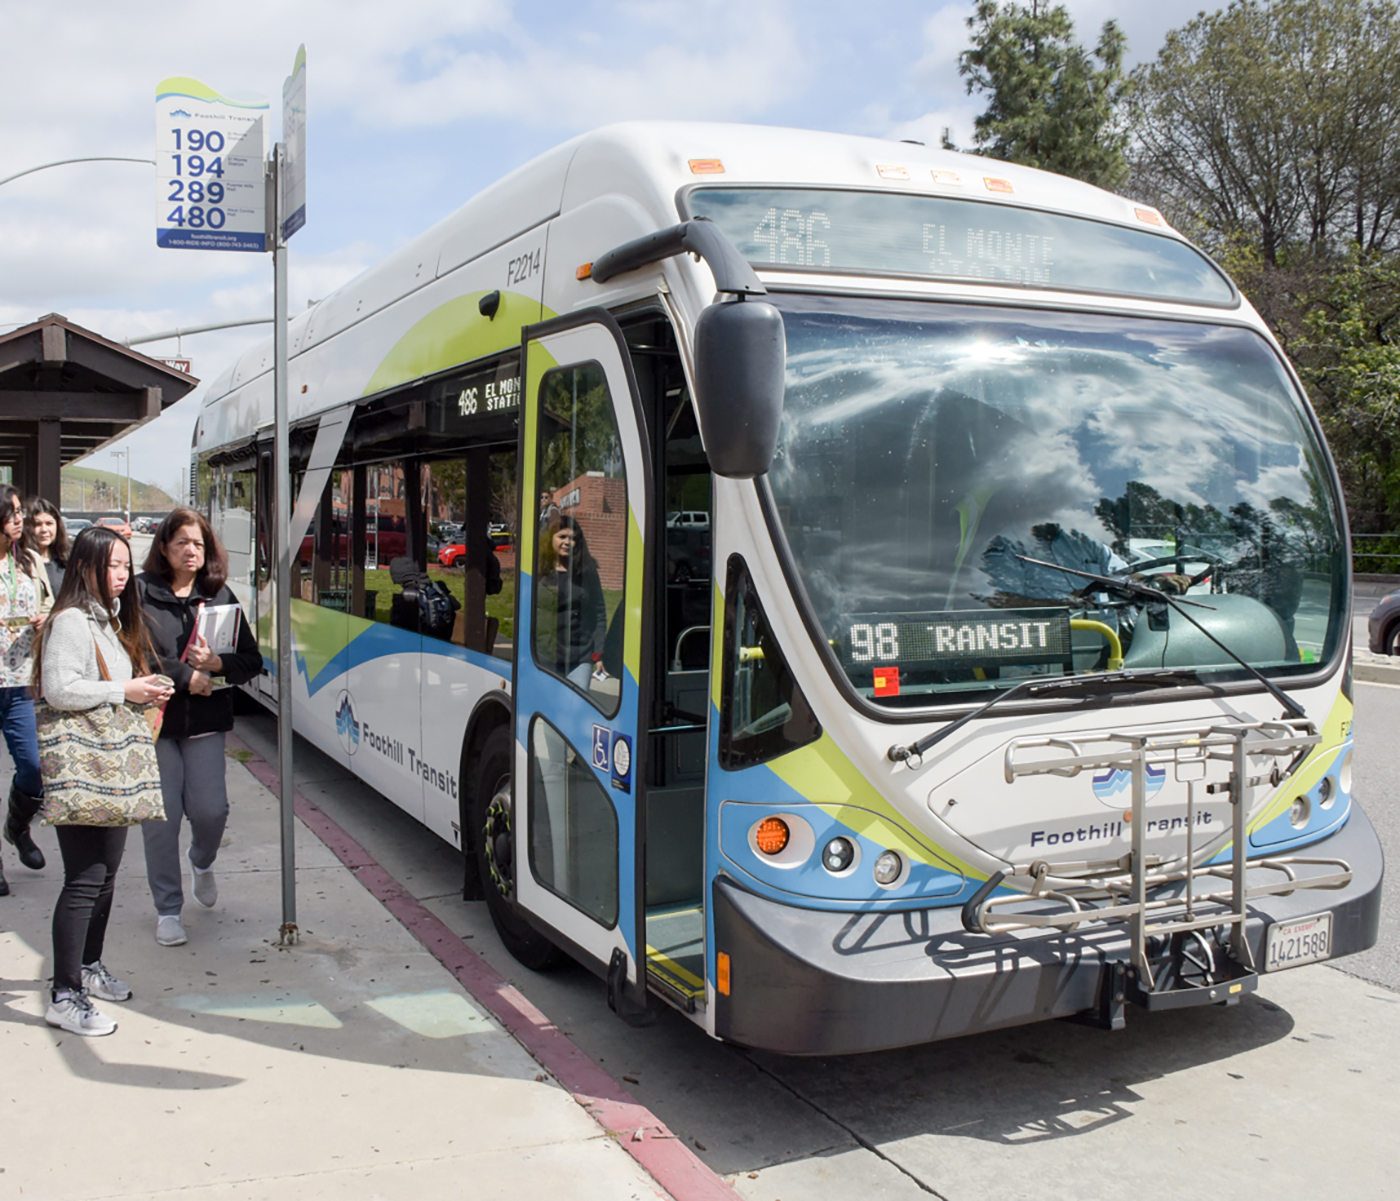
[
  {"x1": 272, "y1": 142, "x2": 298, "y2": 945},
  {"x1": 0, "y1": 156, "x2": 155, "y2": 190}
]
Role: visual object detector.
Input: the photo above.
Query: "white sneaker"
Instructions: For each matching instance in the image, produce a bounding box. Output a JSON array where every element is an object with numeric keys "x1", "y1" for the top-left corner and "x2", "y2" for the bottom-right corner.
[
  {"x1": 189, "y1": 850, "x2": 218, "y2": 908},
  {"x1": 46, "y1": 990, "x2": 116, "y2": 1036},
  {"x1": 82, "y1": 961, "x2": 132, "y2": 1002},
  {"x1": 156, "y1": 914, "x2": 187, "y2": 946}
]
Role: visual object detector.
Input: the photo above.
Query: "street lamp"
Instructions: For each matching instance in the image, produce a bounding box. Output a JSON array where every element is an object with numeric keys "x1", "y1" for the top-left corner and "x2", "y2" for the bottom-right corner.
[{"x1": 109, "y1": 447, "x2": 131, "y2": 522}]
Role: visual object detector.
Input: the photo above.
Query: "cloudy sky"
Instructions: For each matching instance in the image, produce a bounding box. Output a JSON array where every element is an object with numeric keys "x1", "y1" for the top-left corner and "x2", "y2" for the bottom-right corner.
[{"x1": 0, "y1": 0, "x2": 1214, "y2": 499}]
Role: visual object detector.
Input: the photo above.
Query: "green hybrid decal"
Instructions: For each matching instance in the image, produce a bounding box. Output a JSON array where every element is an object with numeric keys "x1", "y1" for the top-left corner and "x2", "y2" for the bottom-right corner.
[{"x1": 363, "y1": 292, "x2": 554, "y2": 397}]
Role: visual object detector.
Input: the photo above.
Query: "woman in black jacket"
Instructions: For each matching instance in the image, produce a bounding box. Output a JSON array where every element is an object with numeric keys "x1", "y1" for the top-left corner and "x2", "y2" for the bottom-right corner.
[
  {"x1": 137, "y1": 508, "x2": 261, "y2": 948},
  {"x1": 539, "y1": 515, "x2": 606, "y2": 690}
]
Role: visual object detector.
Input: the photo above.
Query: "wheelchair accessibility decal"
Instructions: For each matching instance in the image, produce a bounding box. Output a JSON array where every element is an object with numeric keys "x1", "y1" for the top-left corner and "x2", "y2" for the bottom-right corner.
[{"x1": 591, "y1": 725, "x2": 632, "y2": 793}]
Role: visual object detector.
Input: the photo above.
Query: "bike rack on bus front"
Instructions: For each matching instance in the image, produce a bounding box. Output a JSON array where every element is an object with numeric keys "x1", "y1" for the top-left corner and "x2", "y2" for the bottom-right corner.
[{"x1": 965, "y1": 720, "x2": 1352, "y2": 1022}]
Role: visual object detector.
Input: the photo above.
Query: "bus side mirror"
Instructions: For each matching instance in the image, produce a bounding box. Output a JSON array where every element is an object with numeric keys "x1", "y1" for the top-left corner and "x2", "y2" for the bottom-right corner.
[{"x1": 693, "y1": 299, "x2": 786, "y2": 479}]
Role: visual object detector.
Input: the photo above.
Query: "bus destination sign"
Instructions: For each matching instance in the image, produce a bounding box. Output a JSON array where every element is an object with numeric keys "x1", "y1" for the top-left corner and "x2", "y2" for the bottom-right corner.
[{"x1": 838, "y1": 608, "x2": 1074, "y2": 672}]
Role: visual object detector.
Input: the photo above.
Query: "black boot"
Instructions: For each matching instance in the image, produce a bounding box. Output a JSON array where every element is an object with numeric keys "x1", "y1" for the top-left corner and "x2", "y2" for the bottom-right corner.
[
  {"x1": 0, "y1": 854, "x2": 9, "y2": 896},
  {"x1": 4, "y1": 786, "x2": 45, "y2": 871}
]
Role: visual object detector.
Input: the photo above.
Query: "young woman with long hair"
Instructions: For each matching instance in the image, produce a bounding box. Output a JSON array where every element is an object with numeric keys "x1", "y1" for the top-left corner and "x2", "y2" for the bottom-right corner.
[
  {"x1": 138, "y1": 508, "x2": 261, "y2": 948},
  {"x1": 35, "y1": 527, "x2": 172, "y2": 1035},
  {"x1": 0, "y1": 483, "x2": 48, "y2": 889},
  {"x1": 25, "y1": 496, "x2": 69, "y2": 601},
  {"x1": 538, "y1": 515, "x2": 607, "y2": 689}
]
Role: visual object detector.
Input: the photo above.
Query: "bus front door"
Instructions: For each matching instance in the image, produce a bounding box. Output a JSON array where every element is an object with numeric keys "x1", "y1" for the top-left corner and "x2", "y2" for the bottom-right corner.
[{"x1": 513, "y1": 312, "x2": 652, "y2": 1016}]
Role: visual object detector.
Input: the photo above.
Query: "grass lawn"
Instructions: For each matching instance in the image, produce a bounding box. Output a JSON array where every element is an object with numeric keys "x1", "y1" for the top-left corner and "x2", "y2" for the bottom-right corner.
[{"x1": 358, "y1": 566, "x2": 516, "y2": 640}]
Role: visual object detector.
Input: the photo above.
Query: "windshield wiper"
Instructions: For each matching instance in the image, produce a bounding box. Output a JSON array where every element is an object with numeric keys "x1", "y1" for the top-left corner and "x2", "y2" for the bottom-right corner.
[
  {"x1": 1014, "y1": 554, "x2": 1305, "y2": 721},
  {"x1": 887, "y1": 668, "x2": 1202, "y2": 763}
]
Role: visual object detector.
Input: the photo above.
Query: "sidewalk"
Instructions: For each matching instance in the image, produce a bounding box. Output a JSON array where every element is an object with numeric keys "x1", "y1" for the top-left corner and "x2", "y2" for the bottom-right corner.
[{"x1": 0, "y1": 743, "x2": 671, "y2": 1200}]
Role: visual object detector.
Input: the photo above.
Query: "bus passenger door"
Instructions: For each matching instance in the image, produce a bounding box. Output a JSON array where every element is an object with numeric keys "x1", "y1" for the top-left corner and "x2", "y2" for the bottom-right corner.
[{"x1": 514, "y1": 312, "x2": 651, "y2": 1015}]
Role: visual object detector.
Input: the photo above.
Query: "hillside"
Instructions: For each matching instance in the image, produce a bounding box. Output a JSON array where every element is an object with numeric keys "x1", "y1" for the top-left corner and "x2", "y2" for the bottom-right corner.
[{"x1": 59, "y1": 466, "x2": 178, "y2": 513}]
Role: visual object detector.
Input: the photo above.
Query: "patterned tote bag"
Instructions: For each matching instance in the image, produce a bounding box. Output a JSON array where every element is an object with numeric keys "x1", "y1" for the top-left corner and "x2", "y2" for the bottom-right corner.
[{"x1": 36, "y1": 640, "x2": 165, "y2": 827}]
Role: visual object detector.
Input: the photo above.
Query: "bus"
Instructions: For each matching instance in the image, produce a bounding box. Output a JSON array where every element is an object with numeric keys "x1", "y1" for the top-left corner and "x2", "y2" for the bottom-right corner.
[{"x1": 194, "y1": 122, "x2": 1382, "y2": 1055}]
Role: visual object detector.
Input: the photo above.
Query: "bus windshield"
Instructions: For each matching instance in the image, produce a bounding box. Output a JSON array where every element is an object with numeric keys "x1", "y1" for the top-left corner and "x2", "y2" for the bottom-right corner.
[{"x1": 765, "y1": 296, "x2": 1348, "y2": 708}]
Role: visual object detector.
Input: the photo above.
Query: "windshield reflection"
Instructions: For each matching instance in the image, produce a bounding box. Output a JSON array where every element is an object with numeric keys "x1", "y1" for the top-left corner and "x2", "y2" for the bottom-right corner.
[{"x1": 767, "y1": 298, "x2": 1346, "y2": 706}]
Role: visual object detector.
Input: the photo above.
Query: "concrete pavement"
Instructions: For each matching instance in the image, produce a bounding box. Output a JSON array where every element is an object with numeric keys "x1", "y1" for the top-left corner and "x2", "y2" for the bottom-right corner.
[{"x1": 0, "y1": 742, "x2": 673, "y2": 1200}]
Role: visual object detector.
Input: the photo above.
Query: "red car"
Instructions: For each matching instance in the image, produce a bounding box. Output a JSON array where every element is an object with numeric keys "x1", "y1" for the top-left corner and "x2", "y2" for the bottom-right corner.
[
  {"x1": 439, "y1": 531, "x2": 513, "y2": 568},
  {"x1": 94, "y1": 515, "x2": 133, "y2": 539}
]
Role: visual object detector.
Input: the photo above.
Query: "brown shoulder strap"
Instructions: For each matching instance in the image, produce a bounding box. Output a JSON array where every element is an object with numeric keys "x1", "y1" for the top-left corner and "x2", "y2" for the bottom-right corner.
[{"x1": 92, "y1": 638, "x2": 112, "y2": 683}]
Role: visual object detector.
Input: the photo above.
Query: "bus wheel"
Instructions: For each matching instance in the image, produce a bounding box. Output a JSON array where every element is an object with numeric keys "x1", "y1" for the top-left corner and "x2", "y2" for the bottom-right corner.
[{"x1": 474, "y1": 725, "x2": 563, "y2": 972}]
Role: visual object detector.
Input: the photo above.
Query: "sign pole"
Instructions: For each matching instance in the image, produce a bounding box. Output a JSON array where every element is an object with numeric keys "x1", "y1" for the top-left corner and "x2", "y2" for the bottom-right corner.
[{"x1": 272, "y1": 140, "x2": 297, "y2": 945}]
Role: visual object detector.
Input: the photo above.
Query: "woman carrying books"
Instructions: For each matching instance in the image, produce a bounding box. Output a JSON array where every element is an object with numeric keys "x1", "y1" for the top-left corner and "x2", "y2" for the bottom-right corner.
[{"x1": 137, "y1": 508, "x2": 261, "y2": 947}]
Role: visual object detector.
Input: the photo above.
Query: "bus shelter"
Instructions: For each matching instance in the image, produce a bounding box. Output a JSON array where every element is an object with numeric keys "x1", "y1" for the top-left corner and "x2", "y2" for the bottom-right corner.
[{"x1": 0, "y1": 314, "x2": 198, "y2": 499}]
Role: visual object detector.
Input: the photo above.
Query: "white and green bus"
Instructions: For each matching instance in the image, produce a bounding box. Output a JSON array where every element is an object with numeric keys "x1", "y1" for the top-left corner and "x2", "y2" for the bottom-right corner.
[{"x1": 194, "y1": 122, "x2": 1381, "y2": 1054}]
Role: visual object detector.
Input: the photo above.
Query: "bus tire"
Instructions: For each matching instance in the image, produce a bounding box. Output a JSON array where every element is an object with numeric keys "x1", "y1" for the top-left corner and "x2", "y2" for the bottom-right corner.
[{"x1": 474, "y1": 725, "x2": 563, "y2": 972}]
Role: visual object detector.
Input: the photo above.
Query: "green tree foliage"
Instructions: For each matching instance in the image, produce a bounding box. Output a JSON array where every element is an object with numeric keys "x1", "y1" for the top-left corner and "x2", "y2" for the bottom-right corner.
[
  {"x1": 958, "y1": 0, "x2": 1132, "y2": 190},
  {"x1": 1129, "y1": 0, "x2": 1400, "y2": 264},
  {"x1": 1291, "y1": 251, "x2": 1400, "y2": 531}
]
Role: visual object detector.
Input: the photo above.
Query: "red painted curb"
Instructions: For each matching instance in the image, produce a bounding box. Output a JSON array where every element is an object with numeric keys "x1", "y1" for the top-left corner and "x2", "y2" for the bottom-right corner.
[{"x1": 228, "y1": 734, "x2": 738, "y2": 1201}]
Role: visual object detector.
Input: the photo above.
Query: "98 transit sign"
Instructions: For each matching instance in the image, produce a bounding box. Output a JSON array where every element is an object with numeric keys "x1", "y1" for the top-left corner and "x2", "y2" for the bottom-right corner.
[{"x1": 155, "y1": 77, "x2": 268, "y2": 252}]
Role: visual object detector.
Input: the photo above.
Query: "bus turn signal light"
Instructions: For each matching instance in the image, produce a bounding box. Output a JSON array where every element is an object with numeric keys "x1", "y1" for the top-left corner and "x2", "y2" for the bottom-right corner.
[{"x1": 754, "y1": 817, "x2": 790, "y2": 855}]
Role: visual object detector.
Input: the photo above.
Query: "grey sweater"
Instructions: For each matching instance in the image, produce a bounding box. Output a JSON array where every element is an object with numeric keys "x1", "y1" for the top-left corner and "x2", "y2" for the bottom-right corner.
[{"x1": 41, "y1": 601, "x2": 132, "y2": 711}]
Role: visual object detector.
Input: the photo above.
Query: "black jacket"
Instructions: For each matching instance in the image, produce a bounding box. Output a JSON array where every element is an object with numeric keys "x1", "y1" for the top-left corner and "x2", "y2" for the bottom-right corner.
[{"x1": 136, "y1": 572, "x2": 263, "y2": 740}]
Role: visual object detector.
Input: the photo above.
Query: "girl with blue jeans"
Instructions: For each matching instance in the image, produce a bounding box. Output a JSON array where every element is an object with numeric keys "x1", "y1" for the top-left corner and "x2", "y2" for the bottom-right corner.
[{"x1": 0, "y1": 484, "x2": 45, "y2": 892}]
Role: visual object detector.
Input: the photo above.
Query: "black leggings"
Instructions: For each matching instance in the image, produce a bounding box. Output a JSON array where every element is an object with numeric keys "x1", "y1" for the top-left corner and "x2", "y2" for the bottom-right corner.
[{"x1": 52, "y1": 826, "x2": 128, "y2": 994}]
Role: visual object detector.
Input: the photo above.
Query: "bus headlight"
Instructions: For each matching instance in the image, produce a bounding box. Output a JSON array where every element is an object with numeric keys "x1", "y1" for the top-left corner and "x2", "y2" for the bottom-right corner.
[
  {"x1": 822, "y1": 837, "x2": 855, "y2": 873},
  {"x1": 873, "y1": 850, "x2": 902, "y2": 886},
  {"x1": 1290, "y1": 796, "x2": 1311, "y2": 829},
  {"x1": 1317, "y1": 776, "x2": 1334, "y2": 809}
]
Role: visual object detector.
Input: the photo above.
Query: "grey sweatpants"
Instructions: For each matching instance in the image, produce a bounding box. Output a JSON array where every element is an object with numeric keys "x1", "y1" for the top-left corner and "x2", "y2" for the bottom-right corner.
[{"x1": 143, "y1": 733, "x2": 229, "y2": 917}]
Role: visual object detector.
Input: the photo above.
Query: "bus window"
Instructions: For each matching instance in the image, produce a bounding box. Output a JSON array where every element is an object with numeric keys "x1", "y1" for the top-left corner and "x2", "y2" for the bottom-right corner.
[
  {"x1": 307, "y1": 469, "x2": 350, "y2": 614},
  {"x1": 363, "y1": 460, "x2": 410, "y2": 626},
  {"x1": 533, "y1": 362, "x2": 627, "y2": 715},
  {"x1": 528, "y1": 715, "x2": 619, "y2": 926},
  {"x1": 720, "y1": 556, "x2": 821, "y2": 769}
]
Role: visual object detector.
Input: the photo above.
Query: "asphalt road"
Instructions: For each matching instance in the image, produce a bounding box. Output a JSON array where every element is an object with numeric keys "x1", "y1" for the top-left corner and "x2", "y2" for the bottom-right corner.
[
  {"x1": 1335, "y1": 678, "x2": 1399, "y2": 991},
  {"x1": 225, "y1": 671, "x2": 1398, "y2": 1201}
]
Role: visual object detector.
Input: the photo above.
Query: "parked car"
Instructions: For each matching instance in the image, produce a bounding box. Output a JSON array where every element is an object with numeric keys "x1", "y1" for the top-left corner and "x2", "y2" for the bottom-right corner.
[
  {"x1": 1368, "y1": 589, "x2": 1400, "y2": 655},
  {"x1": 94, "y1": 515, "x2": 132, "y2": 539},
  {"x1": 667, "y1": 510, "x2": 710, "y2": 530},
  {"x1": 64, "y1": 517, "x2": 92, "y2": 534},
  {"x1": 438, "y1": 531, "x2": 513, "y2": 568}
]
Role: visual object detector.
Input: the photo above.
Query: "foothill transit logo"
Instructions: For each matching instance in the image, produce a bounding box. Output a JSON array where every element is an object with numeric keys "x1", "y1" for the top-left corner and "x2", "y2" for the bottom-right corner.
[
  {"x1": 335, "y1": 691, "x2": 361, "y2": 755},
  {"x1": 1092, "y1": 761, "x2": 1165, "y2": 800}
]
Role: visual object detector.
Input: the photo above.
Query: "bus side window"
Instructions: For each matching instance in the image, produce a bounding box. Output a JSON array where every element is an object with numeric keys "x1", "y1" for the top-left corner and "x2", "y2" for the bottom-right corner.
[
  {"x1": 720, "y1": 556, "x2": 821, "y2": 769},
  {"x1": 363, "y1": 460, "x2": 408, "y2": 626}
]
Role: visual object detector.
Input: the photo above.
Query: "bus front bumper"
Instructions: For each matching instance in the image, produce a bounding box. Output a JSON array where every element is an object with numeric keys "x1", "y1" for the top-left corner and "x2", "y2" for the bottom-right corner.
[{"x1": 711, "y1": 801, "x2": 1384, "y2": 1056}]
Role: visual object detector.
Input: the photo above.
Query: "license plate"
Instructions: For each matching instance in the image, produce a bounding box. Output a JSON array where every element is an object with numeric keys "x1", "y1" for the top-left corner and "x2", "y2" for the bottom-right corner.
[{"x1": 1265, "y1": 913, "x2": 1332, "y2": 971}]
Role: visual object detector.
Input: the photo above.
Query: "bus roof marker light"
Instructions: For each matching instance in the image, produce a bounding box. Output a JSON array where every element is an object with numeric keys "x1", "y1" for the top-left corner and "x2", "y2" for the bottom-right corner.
[
  {"x1": 983, "y1": 177, "x2": 1014, "y2": 194},
  {"x1": 877, "y1": 164, "x2": 909, "y2": 180},
  {"x1": 575, "y1": 263, "x2": 592, "y2": 280},
  {"x1": 930, "y1": 169, "x2": 963, "y2": 187},
  {"x1": 688, "y1": 159, "x2": 725, "y2": 174},
  {"x1": 755, "y1": 816, "x2": 790, "y2": 855},
  {"x1": 1135, "y1": 207, "x2": 1163, "y2": 226}
]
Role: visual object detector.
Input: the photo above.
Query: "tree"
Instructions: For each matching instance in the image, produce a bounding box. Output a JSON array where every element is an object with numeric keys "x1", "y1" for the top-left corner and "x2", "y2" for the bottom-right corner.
[
  {"x1": 1129, "y1": 0, "x2": 1400, "y2": 264},
  {"x1": 958, "y1": 0, "x2": 1132, "y2": 190},
  {"x1": 1291, "y1": 250, "x2": 1400, "y2": 531}
]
